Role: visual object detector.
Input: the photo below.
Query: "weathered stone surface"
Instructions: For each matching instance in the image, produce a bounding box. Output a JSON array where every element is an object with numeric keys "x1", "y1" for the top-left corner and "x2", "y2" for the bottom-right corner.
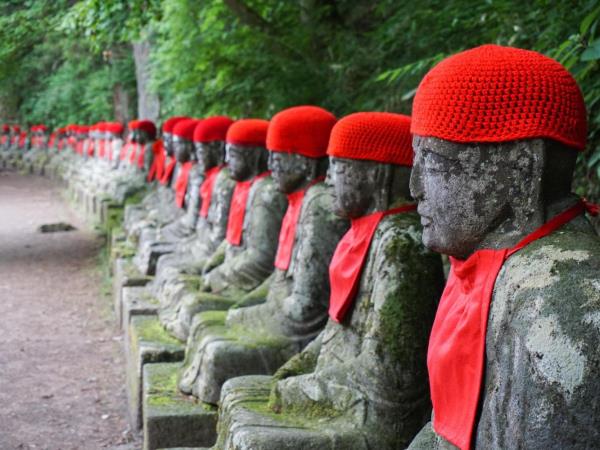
[
  {"x1": 202, "y1": 175, "x2": 287, "y2": 295},
  {"x1": 143, "y1": 363, "x2": 217, "y2": 450},
  {"x1": 113, "y1": 257, "x2": 152, "y2": 326},
  {"x1": 212, "y1": 212, "x2": 445, "y2": 449},
  {"x1": 179, "y1": 183, "x2": 348, "y2": 404},
  {"x1": 212, "y1": 376, "x2": 366, "y2": 450},
  {"x1": 121, "y1": 286, "x2": 160, "y2": 331},
  {"x1": 126, "y1": 315, "x2": 185, "y2": 430}
]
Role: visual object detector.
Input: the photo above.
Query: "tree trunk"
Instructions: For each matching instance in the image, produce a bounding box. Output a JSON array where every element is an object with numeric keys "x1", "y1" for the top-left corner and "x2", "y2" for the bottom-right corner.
[{"x1": 133, "y1": 39, "x2": 160, "y2": 122}]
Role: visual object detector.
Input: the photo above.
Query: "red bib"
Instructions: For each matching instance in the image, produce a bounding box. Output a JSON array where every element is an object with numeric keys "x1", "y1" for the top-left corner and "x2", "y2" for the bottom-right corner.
[
  {"x1": 199, "y1": 165, "x2": 225, "y2": 218},
  {"x1": 120, "y1": 142, "x2": 132, "y2": 161},
  {"x1": 274, "y1": 178, "x2": 324, "y2": 271},
  {"x1": 428, "y1": 200, "x2": 598, "y2": 450},
  {"x1": 147, "y1": 140, "x2": 165, "y2": 182},
  {"x1": 160, "y1": 156, "x2": 177, "y2": 186},
  {"x1": 129, "y1": 142, "x2": 141, "y2": 165},
  {"x1": 328, "y1": 204, "x2": 417, "y2": 323},
  {"x1": 137, "y1": 143, "x2": 147, "y2": 169},
  {"x1": 225, "y1": 171, "x2": 270, "y2": 246},
  {"x1": 174, "y1": 161, "x2": 194, "y2": 209}
]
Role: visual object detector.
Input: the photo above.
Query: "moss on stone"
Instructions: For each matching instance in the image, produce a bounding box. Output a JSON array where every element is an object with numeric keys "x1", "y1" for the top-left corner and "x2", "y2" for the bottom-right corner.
[
  {"x1": 196, "y1": 310, "x2": 228, "y2": 327},
  {"x1": 146, "y1": 363, "x2": 216, "y2": 413},
  {"x1": 135, "y1": 316, "x2": 181, "y2": 346}
]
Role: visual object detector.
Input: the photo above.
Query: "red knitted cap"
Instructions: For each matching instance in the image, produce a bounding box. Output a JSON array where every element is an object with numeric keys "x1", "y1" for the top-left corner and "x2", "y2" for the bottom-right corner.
[
  {"x1": 163, "y1": 116, "x2": 189, "y2": 134},
  {"x1": 128, "y1": 120, "x2": 138, "y2": 130},
  {"x1": 106, "y1": 122, "x2": 124, "y2": 135},
  {"x1": 267, "y1": 105, "x2": 337, "y2": 158},
  {"x1": 226, "y1": 119, "x2": 269, "y2": 147},
  {"x1": 173, "y1": 119, "x2": 199, "y2": 141},
  {"x1": 193, "y1": 116, "x2": 234, "y2": 143},
  {"x1": 2, "y1": 125, "x2": 9, "y2": 132},
  {"x1": 411, "y1": 44, "x2": 587, "y2": 151},
  {"x1": 328, "y1": 112, "x2": 413, "y2": 166},
  {"x1": 133, "y1": 120, "x2": 157, "y2": 138}
]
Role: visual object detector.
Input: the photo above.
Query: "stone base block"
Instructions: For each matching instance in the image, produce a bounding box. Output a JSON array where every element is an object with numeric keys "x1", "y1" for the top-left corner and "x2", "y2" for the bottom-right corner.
[
  {"x1": 143, "y1": 363, "x2": 217, "y2": 450},
  {"x1": 121, "y1": 286, "x2": 160, "y2": 331},
  {"x1": 113, "y1": 257, "x2": 152, "y2": 325},
  {"x1": 126, "y1": 315, "x2": 185, "y2": 430},
  {"x1": 212, "y1": 376, "x2": 363, "y2": 450}
]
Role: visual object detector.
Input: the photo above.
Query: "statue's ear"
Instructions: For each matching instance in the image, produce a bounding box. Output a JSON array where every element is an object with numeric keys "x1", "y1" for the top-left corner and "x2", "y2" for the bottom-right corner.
[{"x1": 508, "y1": 138, "x2": 546, "y2": 228}]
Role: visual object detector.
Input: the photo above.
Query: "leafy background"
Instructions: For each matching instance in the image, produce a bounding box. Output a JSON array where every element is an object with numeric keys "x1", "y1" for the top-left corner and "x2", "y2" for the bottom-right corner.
[{"x1": 0, "y1": 0, "x2": 598, "y2": 200}]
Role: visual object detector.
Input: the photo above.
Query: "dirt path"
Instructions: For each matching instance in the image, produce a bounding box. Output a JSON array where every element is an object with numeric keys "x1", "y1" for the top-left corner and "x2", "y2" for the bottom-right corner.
[{"x1": 0, "y1": 171, "x2": 139, "y2": 449}]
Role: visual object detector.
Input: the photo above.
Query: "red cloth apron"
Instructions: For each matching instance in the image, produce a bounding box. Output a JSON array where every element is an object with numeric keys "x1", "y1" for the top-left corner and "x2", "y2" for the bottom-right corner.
[
  {"x1": 147, "y1": 141, "x2": 165, "y2": 182},
  {"x1": 128, "y1": 142, "x2": 141, "y2": 165},
  {"x1": 225, "y1": 171, "x2": 271, "y2": 246},
  {"x1": 98, "y1": 139, "x2": 105, "y2": 158},
  {"x1": 160, "y1": 156, "x2": 177, "y2": 186},
  {"x1": 428, "y1": 200, "x2": 599, "y2": 450},
  {"x1": 274, "y1": 177, "x2": 325, "y2": 271},
  {"x1": 328, "y1": 204, "x2": 417, "y2": 323},
  {"x1": 119, "y1": 142, "x2": 131, "y2": 161},
  {"x1": 174, "y1": 161, "x2": 194, "y2": 209},
  {"x1": 137, "y1": 143, "x2": 147, "y2": 169},
  {"x1": 199, "y1": 165, "x2": 225, "y2": 218}
]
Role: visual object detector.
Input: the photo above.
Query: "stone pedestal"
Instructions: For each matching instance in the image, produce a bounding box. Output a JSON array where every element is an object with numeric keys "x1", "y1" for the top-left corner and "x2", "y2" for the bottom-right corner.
[
  {"x1": 126, "y1": 315, "x2": 185, "y2": 429},
  {"x1": 211, "y1": 376, "x2": 365, "y2": 450},
  {"x1": 143, "y1": 363, "x2": 218, "y2": 450},
  {"x1": 121, "y1": 286, "x2": 160, "y2": 331},
  {"x1": 113, "y1": 257, "x2": 152, "y2": 327}
]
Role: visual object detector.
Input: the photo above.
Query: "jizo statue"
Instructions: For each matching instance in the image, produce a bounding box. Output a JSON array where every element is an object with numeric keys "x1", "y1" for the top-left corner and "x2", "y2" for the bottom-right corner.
[
  {"x1": 178, "y1": 106, "x2": 349, "y2": 405},
  {"x1": 208, "y1": 112, "x2": 445, "y2": 450},
  {"x1": 169, "y1": 125, "x2": 288, "y2": 340},
  {"x1": 406, "y1": 45, "x2": 600, "y2": 450}
]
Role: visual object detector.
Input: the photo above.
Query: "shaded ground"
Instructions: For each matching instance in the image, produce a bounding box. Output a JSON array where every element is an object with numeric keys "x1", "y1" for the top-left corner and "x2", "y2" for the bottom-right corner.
[{"x1": 0, "y1": 171, "x2": 139, "y2": 449}]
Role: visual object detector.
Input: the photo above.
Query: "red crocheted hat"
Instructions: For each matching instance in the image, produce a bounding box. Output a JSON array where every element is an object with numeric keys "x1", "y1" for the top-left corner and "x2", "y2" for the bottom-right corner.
[
  {"x1": 411, "y1": 44, "x2": 587, "y2": 151},
  {"x1": 163, "y1": 116, "x2": 189, "y2": 134},
  {"x1": 267, "y1": 105, "x2": 337, "y2": 158},
  {"x1": 2, "y1": 124, "x2": 9, "y2": 132},
  {"x1": 173, "y1": 119, "x2": 199, "y2": 141},
  {"x1": 226, "y1": 119, "x2": 269, "y2": 147},
  {"x1": 106, "y1": 122, "x2": 124, "y2": 135},
  {"x1": 12, "y1": 125, "x2": 20, "y2": 132},
  {"x1": 133, "y1": 120, "x2": 157, "y2": 139},
  {"x1": 328, "y1": 112, "x2": 413, "y2": 166},
  {"x1": 193, "y1": 116, "x2": 234, "y2": 143}
]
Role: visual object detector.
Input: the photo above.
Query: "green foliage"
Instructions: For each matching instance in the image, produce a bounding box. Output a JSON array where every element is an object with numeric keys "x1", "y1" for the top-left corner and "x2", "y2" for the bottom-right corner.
[{"x1": 0, "y1": 0, "x2": 598, "y2": 198}]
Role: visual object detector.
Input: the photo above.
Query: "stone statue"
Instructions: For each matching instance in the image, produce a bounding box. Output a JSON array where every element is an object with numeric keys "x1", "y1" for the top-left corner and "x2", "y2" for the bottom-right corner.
[
  {"x1": 132, "y1": 119, "x2": 203, "y2": 275},
  {"x1": 122, "y1": 116, "x2": 189, "y2": 238},
  {"x1": 405, "y1": 45, "x2": 600, "y2": 450},
  {"x1": 177, "y1": 106, "x2": 348, "y2": 405},
  {"x1": 165, "y1": 128, "x2": 288, "y2": 342},
  {"x1": 124, "y1": 117, "x2": 239, "y2": 329},
  {"x1": 209, "y1": 112, "x2": 445, "y2": 450}
]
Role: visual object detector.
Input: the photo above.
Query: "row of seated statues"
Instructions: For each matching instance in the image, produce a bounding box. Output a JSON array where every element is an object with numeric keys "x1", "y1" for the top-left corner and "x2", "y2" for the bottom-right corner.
[{"x1": 3, "y1": 44, "x2": 599, "y2": 450}]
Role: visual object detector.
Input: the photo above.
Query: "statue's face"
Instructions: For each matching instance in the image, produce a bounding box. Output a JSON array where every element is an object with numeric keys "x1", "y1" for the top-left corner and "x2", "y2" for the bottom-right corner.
[
  {"x1": 195, "y1": 141, "x2": 224, "y2": 173},
  {"x1": 173, "y1": 136, "x2": 192, "y2": 163},
  {"x1": 129, "y1": 130, "x2": 139, "y2": 143},
  {"x1": 410, "y1": 135, "x2": 515, "y2": 257},
  {"x1": 163, "y1": 133, "x2": 174, "y2": 156},
  {"x1": 330, "y1": 157, "x2": 381, "y2": 219},
  {"x1": 226, "y1": 144, "x2": 256, "y2": 181},
  {"x1": 268, "y1": 152, "x2": 311, "y2": 194}
]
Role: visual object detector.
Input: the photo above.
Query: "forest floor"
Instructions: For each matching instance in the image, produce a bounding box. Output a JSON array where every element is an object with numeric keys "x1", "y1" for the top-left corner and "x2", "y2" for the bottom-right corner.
[{"x1": 0, "y1": 170, "x2": 139, "y2": 449}]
